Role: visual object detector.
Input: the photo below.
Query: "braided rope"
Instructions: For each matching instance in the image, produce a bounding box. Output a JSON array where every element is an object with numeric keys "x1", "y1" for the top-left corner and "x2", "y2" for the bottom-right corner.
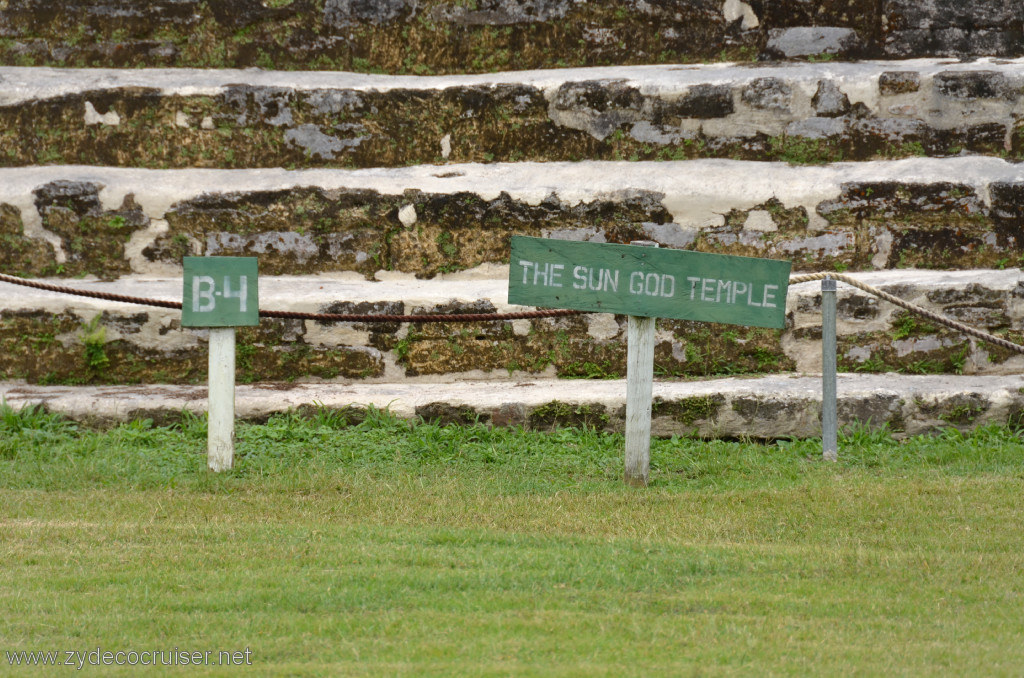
[
  {"x1": 789, "y1": 272, "x2": 1024, "y2": 355},
  {"x1": 1, "y1": 271, "x2": 1022, "y2": 353},
  {"x1": 0, "y1": 273, "x2": 580, "y2": 323},
  {"x1": 0, "y1": 274, "x2": 183, "y2": 309}
]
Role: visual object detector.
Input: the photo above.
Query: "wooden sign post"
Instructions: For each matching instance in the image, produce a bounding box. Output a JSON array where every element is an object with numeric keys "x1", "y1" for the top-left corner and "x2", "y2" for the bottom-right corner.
[
  {"x1": 182, "y1": 257, "x2": 259, "y2": 472},
  {"x1": 625, "y1": 241, "x2": 659, "y2": 486},
  {"x1": 508, "y1": 236, "x2": 791, "y2": 486}
]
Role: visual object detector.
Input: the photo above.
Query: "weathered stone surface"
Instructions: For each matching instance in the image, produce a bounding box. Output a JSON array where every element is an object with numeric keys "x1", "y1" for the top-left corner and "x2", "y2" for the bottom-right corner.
[
  {"x1": 0, "y1": 306, "x2": 384, "y2": 385},
  {"x1": 151, "y1": 186, "x2": 667, "y2": 278},
  {"x1": 4, "y1": 63, "x2": 1022, "y2": 169},
  {"x1": 883, "y1": 0, "x2": 1024, "y2": 58},
  {"x1": 741, "y1": 77, "x2": 793, "y2": 113},
  {"x1": 323, "y1": 0, "x2": 408, "y2": 27},
  {"x1": 2, "y1": 160, "x2": 1024, "y2": 279},
  {"x1": 0, "y1": 0, "x2": 751, "y2": 72},
  {"x1": 761, "y1": 0, "x2": 881, "y2": 36},
  {"x1": 31, "y1": 180, "x2": 148, "y2": 279},
  {"x1": 816, "y1": 182, "x2": 1018, "y2": 271},
  {"x1": 934, "y1": 71, "x2": 1013, "y2": 100},
  {"x1": 811, "y1": 80, "x2": 851, "y2": 117},
  {"x1": 787, "y1": 269, "x2": 1024, "y2": 377},
  {"x1": 0, "y1": 201, "x2": 57, "y2": 277},
  {"x1": 0, "y1": 0, "x2": 1021, "y2": 71},
  {"x1": 878, "y1": 71, "x2": 921, "y2": 95},
  {"x1": 1, "y1": 269, "x2": 1021, "y2": 387},
  {"x1": 661, "y1": 84, "x2": 735, "y2": 120},
  {"x1": 763, "y1": 27, "x2": 862, "y2": 59},
  {"x1": 5, "y1": 374, "x2": 1022, "y2": 437}
]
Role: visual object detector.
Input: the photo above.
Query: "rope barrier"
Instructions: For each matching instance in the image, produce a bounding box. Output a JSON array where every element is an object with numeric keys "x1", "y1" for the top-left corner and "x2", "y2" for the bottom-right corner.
[
  {"x1": 0, "y1": 273, "x2": 580, "y2": 323},
  {"x1": 789, "y1": 272, "x2": 1024, "y2": 355},
  {"x1": 1, "y1": 270, "x2": 1022, "y2": 353}
]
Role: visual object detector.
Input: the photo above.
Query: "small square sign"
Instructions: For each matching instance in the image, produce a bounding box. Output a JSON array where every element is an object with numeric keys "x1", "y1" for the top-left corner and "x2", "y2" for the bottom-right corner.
[{"x1": 182, "y1": 257, "x2": 259, "y2": 327}]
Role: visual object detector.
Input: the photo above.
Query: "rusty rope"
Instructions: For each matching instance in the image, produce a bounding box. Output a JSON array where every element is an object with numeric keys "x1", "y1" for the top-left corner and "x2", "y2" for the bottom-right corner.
[
  {"x1": 789, "y1": 272, "x2": 1024, "y2": 355},
  {"x1": 2, "y1": 271, "x2": 1022, "y2": 353},
  {"x1": 0, "y1": 273, "x2": 580, "y2": 323}
]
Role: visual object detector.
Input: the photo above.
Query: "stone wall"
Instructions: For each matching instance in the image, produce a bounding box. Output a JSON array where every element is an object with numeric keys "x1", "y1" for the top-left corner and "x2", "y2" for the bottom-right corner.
[
  {"x1": 4, "y1": 62, "x2": 1024, "y2": 169},
  {"x1": 0, "y1": 0, "x2": 1021, "y2": 72},
  {"x1": 0, "y1": 1, "x2": 1021, "y2": 392}
]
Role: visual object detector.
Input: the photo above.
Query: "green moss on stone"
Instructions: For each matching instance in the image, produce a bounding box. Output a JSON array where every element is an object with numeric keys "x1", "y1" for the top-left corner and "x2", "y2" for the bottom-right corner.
[
  {"x1": 529, "y1": 401, "x2": 611, "y2": 431},
  {"x1": 0, "y1": 203, "x2": 59, "y2": 277}
]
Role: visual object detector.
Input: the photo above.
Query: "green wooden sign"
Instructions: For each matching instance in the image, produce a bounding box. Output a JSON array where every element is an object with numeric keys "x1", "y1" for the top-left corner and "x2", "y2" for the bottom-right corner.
[
  {"x1": 508, "y1": 237, "x2": 790, "y2": 328},
  {"x1": 182, "y1": 257, "x2": 259, "y2": 327}
]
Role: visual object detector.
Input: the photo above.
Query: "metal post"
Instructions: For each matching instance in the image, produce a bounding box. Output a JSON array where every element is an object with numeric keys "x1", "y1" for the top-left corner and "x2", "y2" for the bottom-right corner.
[
  {"x1": 625, "y1": 240, "x2": 659, "y2": 487},
  {"x1": 207, "y1": 327, "x2": 236, "y2": 472},
  {"x1": 821, "y1": 277, "x2": 838, "y2": 461}
]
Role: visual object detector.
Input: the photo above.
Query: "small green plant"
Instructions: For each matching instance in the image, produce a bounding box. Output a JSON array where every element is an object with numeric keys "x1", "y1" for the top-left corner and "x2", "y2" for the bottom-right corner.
[
  {"x1": 853, "y1": 356, "x2": 886, "y2": 372},
  {"x1": 436, "y1": 231, "x2": 458, "y2": 258},
  {"x1": 769, "y1": 136, "x2": 838, "y2": 165},
  {"x1": 563, "y1": 361, "x2": 617, "y2": 380},
  {"x1": 903, "y1": 359, "x2": 944, "y2": 374},
  {"x1": 949, "y1": 345, "x2": 969, "y2": 374},
  {"x1": 80, "y1": 316, "x2": 109, "y2": 371},
  {"x1": 393, "y1": 329, "x2": 421, "y2": 364},
  {"x1": 891, "y1": 313, "x2": 919, "y2": 340}
]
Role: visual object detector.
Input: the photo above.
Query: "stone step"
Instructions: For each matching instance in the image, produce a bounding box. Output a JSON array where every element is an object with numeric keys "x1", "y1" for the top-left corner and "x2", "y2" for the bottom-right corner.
[
  {"x1": 0, "y1": 0, "x2": 1019, "y2": 72},
  {"x1": 1, "y1": 159, "x2": 1022, "y2": 280},
  {"x1": 1, "y1": 270, "x2": 1021, "y2": 385},
  {"x1": 2, "y1": 60, "x2": 1024, "y2": 168},
  {"x1": 3, "y1": 373, "x2": 1022, "y2": 439}
]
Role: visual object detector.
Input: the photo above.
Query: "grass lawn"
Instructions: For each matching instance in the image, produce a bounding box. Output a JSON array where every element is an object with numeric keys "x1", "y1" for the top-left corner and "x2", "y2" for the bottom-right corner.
[{"x1": 1, "y1": 405, "x2": 1023, "y2": 676}]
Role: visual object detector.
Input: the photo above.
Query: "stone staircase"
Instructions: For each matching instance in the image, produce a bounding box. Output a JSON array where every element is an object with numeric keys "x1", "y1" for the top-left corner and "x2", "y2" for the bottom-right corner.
[{"x1": 1, "y1": 1, "x2": 1022, "y2": 435}]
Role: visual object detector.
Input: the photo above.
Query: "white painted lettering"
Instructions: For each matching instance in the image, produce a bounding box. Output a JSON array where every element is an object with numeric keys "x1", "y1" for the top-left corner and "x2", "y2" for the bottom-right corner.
[
  {"x1": 701, "y1": 278, "x2": 715, "y2": 302},
  {"x1": 762, "y1": 284, "x2": 778, "y2": 308},
  {"x1": 604, "y1": 269, "x2": 619, "y2": 293},
  {"x1": 645, "y1": 272, "x2": 660, "y2": 296},
  {"x1": 573, "y1": 265, "x2": 587, "y2": 289},
  {"x1": 533, "y1": 262, "x2": 550, "y2": 286},
  {"x1": 687, "y1": 277, "x2": 701, "y2": 300},
  {"x1": 747, "y1": 282, "x2": 761, "y2": 307},
  {"x1": 660, "y1": 274, "x2": 675, "y2": 298},
  {"x1": 630, "y1": 271, "x2": 645, "y2": 295},
  {"x1": 192, "y1": 276, "x2": 216, "y2": 313},
  {"x1": 223, "y1": 275, "x2": 247, "y2": 312},
  {"x1": 716, "y1": 279, "x2": 731, "y2": 303},
  {"x1": 731, "y1": 281, "x2": 748, "y2": 304},
  {"x1": 549, "y1": 263, "x2": 564, "y2": 287},
  {"x1": 519, "y1": 260, "x2": 533, "y2": 285}
]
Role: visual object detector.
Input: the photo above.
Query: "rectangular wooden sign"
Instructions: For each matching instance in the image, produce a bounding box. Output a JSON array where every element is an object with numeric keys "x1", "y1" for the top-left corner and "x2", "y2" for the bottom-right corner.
[
  {"x1": 182, "y1": 257, "x2": 259, "y2": 327},
  {"x1": 507, "y1": 237, "x2": 790, "y2": 328}
]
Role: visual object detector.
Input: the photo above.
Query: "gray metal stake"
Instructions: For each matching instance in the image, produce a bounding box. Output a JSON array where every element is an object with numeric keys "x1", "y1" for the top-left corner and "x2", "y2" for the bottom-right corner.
[{"x1": 821, "y1": 276, "x2": 838, "y2": 461}]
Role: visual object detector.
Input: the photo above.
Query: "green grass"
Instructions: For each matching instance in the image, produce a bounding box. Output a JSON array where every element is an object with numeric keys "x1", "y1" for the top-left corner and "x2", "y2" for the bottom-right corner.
[{"x1": 1, "y1": 404, "x2": 1023, "y2": 675}]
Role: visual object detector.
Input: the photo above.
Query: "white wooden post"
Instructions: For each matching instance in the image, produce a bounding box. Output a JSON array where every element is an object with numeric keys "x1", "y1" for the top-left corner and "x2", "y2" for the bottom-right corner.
[
  {"x1": 207, "y1": 327, "x2": 236, "y2": 472},
  {"x1": 624, "y1": 240, "x2": 658, "y2": 487}
]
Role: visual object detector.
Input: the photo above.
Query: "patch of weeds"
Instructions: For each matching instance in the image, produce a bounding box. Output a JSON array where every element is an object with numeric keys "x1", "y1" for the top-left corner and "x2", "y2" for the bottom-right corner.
[
  {"x1": 436, "y1": 231, "x2": 458, "y2": 258},
  {"x1": 891, "y1": 312, "x2": 937, "y2": 341},
  {"x1": 769, "y1": 136, "x2": 840, "y2": 165},
  {"x1": 563, "y1": 360, "x2": 617, "y2": 379},
  {"x1": 80, "y1": 316, "x2": 109, "y2": 371},
  {"x1": 393, "y1": 329, "x2": 421, "y2": 364},
  {"x1": 941, "y1": 404, "x2": 985, "y2": 426},
  {"x1": 529, "y1": 401, "x2": 610, "y2": 430},
  {"x1": 902, "y1": 359, "x2": 945, "y2": 375},
  {"x1": 853, "y1": 356, "x2": 886, "y2": 373}
]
